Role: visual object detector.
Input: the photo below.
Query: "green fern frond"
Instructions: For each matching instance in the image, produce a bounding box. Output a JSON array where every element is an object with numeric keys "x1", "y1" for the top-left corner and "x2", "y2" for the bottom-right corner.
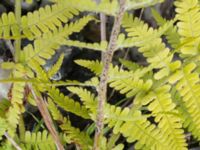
[
  {"x1": 61, "y1": 0, "x2": 119, "y2": 16},
  {"x1": 0, "y1": 5, "x2": 78, "y2": 39},
  {"x1": 109, "y1": 78, "x2": 152, "y2": 98},
  {"x1": 169, "y1": 62, "x2": 200, "y2": 140},
  {"x1": 75, "y1": 59, "x2": 133, "y2": 80},
  {"x1": 175, "y1": 0, "x2": 200, "y2": 55},
  {"x1": 20, "y1": 15, "x2": 94, "y2": 65},
  {"x1": 135, "y1": 85, "x2": 187, "y2": 149},
  {"x1": 119, "y1": 58, "x2": 141, "y2": 71},
  {"x1": 68, "y1": 87, "x2": 169, "y2": 149},
  {"x1": 121, "y1": 13, "x2": 174, "y2": 79},
  {"x1": 48, "y1": 99, "x2": 93, "y2": 150},
  {"x1": 47, "y1": 53, "x2": 64, "y2": 79},
  {"x1": 47, "y1": 86, "x2": 90, "y2": 119},
  {"x1": 0, "y1": 99, "x2": 10, "y2": 118},
  {"x1": 67, "y1": 87, "x2": 97, "y2": 119},
  {"x1": 0, "y1": 118, "x2": 8, "y2": 140},
  {"x1": 64, "y1": 40, "x2": 107, "y2": 51},
  {"x1": 151, "y1": 9, "x2": 180, "y2": 49},
  {"x1": 6, "y1": 65, "x2": 29, "y2": 130},
  {"x1": 20, "y1": 130, "x2": 56, "y2": 150}
]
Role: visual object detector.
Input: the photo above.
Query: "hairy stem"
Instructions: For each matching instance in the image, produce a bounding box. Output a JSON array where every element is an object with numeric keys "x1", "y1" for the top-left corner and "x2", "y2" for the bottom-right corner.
[
  {"x1": 15, "y1": 0, "x2": 21, "y2": 62},
  {"x1": 30, "y1": 85, "x2": 64, "y2": 150},
  {"x1": 93, "y1": 0, "x2": 127, "y2": 149}
]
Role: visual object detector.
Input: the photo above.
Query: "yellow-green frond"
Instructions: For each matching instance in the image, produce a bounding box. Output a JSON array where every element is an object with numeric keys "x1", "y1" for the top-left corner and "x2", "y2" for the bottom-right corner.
[
  {"x1": 64, "y1": 40, "x2": 107, "y2": 51},
  {"x1": 135, "y1": 85, "x2": 187, "y2": 149},
  {"x1": 169, "y1": 62, "x2": 200, "y2": 140},
  {"x1": 47, "y1": 86, "x2": 90, "y2": 119},
  {"x1": 47, "y1": 54, "x2": 64, "y2": 79},
  {"x1": 20, "y1": 16, "x2": 94, "y2": 65},
  {"x1": 48, "y1": 99, "x2": 93, "y2": 150},
  {"x1": 175, "y1": 0, "x2": 200, "y2": 55},
  {"x1": 20, "y1": 131, "x2": 56, "y2": 150}
]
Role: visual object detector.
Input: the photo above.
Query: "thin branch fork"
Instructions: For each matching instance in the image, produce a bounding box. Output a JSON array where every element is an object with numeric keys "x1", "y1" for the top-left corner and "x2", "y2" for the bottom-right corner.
[
  {"x1": 93, "y1": 0, "x2": 127, "y2": 149},
  {"x1": 30, "y1": 85, "x2": 64, "y2": 150}
]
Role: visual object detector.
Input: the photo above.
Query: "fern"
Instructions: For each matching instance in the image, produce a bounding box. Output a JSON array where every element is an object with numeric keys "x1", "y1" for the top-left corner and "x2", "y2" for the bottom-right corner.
[
  {"x1": 20, "y1": 131, "x2": 56, "y2": 150},
  {"x1": 20, "y1": 15, "x2": 94, "y2": 65},
  {"x1": 169, "y1": 62, "x2": 200, "y2": 140},
  {"x1": 48, "y1": 99, "x2": 93, "y2": 150},
  {"x1": 135, "y1": 85, "x2": 187, "y2": 149},
  {"x1": 68, "y1": 87, "x2": 169, "y2": 149},
  {"x1": 175, "y1": 0, "x2": 200, "y2": 55},
  {"x1": 47, "y1": 86, "x2": 90, "y2": 119}
]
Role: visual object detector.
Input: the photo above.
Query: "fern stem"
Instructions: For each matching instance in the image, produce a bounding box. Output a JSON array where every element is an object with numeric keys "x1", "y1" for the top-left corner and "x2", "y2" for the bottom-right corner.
[
  {"x1": 4, "y1": 132, "x2": 22, "y2": 150},
  {"x1": 30, "y1": 85, "x2": 65, "y2": 150},
  {"x1": 15, "y1": 0, "x2": 22, "y2": 62},
  {"x1": 93, "y1": 0, "x2": 127, "y2": 149}
]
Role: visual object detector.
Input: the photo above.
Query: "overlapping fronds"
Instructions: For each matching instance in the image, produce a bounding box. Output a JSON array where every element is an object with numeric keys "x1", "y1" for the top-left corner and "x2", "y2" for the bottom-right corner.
[
  {"x1": 47, "y1": 86, "x2": 90, "y2": 119},
  {"x1": 6, "y1": 64, "x2": 30, "y2": 130},
  {"x1": 169, "y1": 62, "x2": 200, "y2": 140},
  {"x1": 20, "y1": 15, "x2": 94, "y2": 65},
  {"x1": 135, "y1": 85, "x2": 187, "y2": 150},
  {"x1": 20, "y1": 130, "x2": 56, "y2": 150},
  {"x1": 151, "y1": 9, "x2": 180, "y2": 49},
  {"x1": 121, "y1": 14, "x2": 173, "y2": 78},
  {"x1": 175, "y1": 0, "x2": 200, "y2": 55},
  {"x1": 68, "y1": 87, "x2": 169, "y2": 149},
  {"x1": 48, "y1": 99, "x2": 93, "y2": 150},
  {"x1": 75, "y1": 59, "x2": 132, "y2": 79},
  {"x1": 0, "y1": 6, "x2": 78, "y2": 39}
]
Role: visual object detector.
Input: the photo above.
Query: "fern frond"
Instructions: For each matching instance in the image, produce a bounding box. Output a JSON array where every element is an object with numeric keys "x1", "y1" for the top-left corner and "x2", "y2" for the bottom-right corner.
[
  {"x1": 0, "y1": 5, "x2": 78, "y2": 39},
  {"x1": 48, "y1": 99, "x2": 93, "y2": 150},
  {"x1": 121, "y1": 13, "x2": 174, "y2": 79},
  {"x1": 109, "y1": 78, "x2": 152, "y2": 98},
  {"x1": 20, "y1": 16, "x2": 94, "y2": 65},
  {"x1": 135, "y1": 85, "x2": 187, "y2": 149},
  {"x1": 6, "y1": 65, "x2": 29, "y2": 130},
  {"x1": 169, "y1": 62, "x2": 200, "y2": 140},
  {"x1": 60, "y1": 0, "x2": 119, "y2": 16},
  {"x1": 0, "y1": 99, "x2": 10, "y2": 118},
  {"x1": 47, "y1": 53, "x2": 64, "y2": 80},
  {"x1": 68, "y1": 87, "x2": 169, "y2": 149},
  {"x1": 64, "y1": 40, "x2": 107, "y2": 51},
  {"x1": 20, "y1": 130, "x2": 56, "y2": 150},
  {"x1": 67, "y1": 87, "x2": 97, "y2": 119},
  {"x1": 0, "y1": 118, "x2": 8, "y2": 140},
  {"x1": 75, "y1": 59, "x2": 133, "y2": 79},
  {"x1": 175, "y1": 0, "x2": 200, "y2": 55},
  {"x1": 119, "y1": 58, "x2": 141, "y2": 71},
  {"x1": 47, "y1": 86, "x2": 90, "y2": 119}
]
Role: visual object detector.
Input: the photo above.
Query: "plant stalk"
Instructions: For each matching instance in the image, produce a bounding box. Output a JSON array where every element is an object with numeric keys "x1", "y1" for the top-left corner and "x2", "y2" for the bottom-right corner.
[
  {"x1": 93, "y1": 0, "x2": 127, "y2": 149},
  {"x1": 15, "y1": 0, "x2": 22, "y2": 62},
  {"x1": 30, "y1": 85, "x2": 65, "y2": 150}
]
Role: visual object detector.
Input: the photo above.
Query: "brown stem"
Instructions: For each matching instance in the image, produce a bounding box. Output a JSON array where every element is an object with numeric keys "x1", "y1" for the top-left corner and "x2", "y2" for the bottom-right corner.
[
  {"x1": 100, "y1": 13, "x2": 107, "y2": 63},
  {"x1": 93, "y1": 0, "x2": 127, "y2": 149},
  {"x1": 30, "y1": 85, "x2": 64, "y2": 150}
]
